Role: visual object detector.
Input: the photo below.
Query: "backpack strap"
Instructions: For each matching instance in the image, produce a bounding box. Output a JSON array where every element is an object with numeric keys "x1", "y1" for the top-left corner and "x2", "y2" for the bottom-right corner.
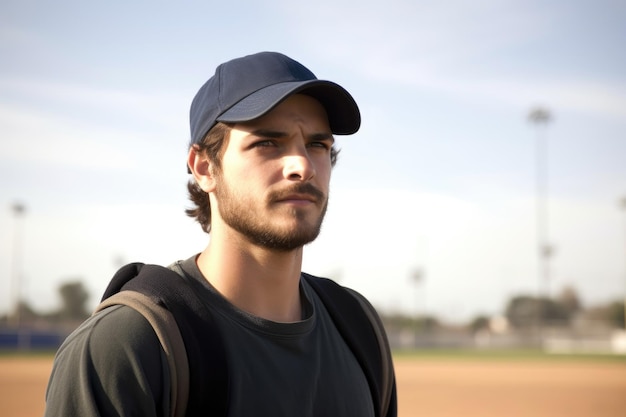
[
  {"x1": 344, "y1": 288, "x2": 395, "y2": 417},
  {"x1": 303, "y1": 274, "x2": 397, "y2": 417},
  {"x1": 101, "y1": 262, "x2": 229, "y2": 417},
  {"x1": 95, "y1": 291, "x2": 189, "y2": 417}
]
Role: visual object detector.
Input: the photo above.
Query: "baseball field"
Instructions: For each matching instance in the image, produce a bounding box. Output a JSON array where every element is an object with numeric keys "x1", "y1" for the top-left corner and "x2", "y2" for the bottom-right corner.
[{"x1": 1, "y1": 352, "x2": 625, "y2": 416}]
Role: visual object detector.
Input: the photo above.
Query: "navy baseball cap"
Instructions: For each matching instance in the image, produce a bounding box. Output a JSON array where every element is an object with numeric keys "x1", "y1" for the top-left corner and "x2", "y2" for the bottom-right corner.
[{"x1": 189, "y1": 52, "x2": 361, "y2": 146}]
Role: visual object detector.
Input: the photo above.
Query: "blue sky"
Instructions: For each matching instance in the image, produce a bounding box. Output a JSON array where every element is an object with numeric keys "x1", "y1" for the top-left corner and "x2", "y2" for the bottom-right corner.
[{"x1": 1, "y1": 0, "x2": 625, "y2": 322}]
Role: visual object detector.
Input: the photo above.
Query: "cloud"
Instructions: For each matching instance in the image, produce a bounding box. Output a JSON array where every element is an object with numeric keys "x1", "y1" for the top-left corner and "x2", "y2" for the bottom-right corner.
[
  {"x1": 0, "y1": 102, "x2": 135, "y2": 169},
  {"x1": 276, "y1": 0, "x2": 626, "y2": 120},
  {"x1": 0, "y1": 76, "x2": 187, "y2": 128},
  {"x1": 408, "y1": 76, "x2": 626, "y2": 119},
  {"x1": 305, "y1": 187, "x2": 625, "y2": 319},
  {"x1": 0, "y1": 76, "x2": 190, "y2": 170},
  {"x1": 0, "y1": 202, "x2": 206, "y2": 313},
  {"x1": 279, "y1": 0, "x2": 548, "y2": 68}
]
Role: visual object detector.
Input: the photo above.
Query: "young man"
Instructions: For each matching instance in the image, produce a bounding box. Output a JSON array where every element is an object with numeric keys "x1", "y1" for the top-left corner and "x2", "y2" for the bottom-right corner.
[{"x1": 45, "y1": 52, "x2": 397, "y2": 417}]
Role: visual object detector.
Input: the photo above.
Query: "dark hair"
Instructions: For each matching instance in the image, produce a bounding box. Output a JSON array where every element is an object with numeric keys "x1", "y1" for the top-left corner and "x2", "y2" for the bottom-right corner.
[
  {"x1": 185, "y1": 122, "x2": 232, "y2": 233},
  {"x1": 185, "y1": 122, "x2": 340, "y2": 234}
]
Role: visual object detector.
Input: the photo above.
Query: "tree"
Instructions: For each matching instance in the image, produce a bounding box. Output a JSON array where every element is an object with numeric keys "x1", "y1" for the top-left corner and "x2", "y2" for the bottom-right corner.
[
  {"x1": 468, "y1": 315, "x2": 490, "y2": 333},
  {"x1": 586, "y1": 300, "x2": 625, "y2": 329},
  {"x1": 505, "y1": 295, "x2": 537, "y2": 328},
  {"x1": 505, "y1": 295, "x2": 570, "y2": 328},
  {"x1": 607, "y1": 301, "x2": 626, "y2": 328},
  {"x1": 557, "y1": 285, "x2": 582, "y2": 315},
  {"x1": 58, "y1": 281, "x2": 90, "y2": 320}
]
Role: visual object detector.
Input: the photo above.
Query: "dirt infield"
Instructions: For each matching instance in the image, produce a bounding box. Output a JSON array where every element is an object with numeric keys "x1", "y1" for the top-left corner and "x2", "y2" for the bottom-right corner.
[
  {"x1": 395, "y1": 356, "x2": 626, "y2": 417},
  {"x1": 1, "y1": 356, "x2": 52, "y2": 417},
  {"x1": 1, "y1": 355, "x2": 625, "y2": 416}
]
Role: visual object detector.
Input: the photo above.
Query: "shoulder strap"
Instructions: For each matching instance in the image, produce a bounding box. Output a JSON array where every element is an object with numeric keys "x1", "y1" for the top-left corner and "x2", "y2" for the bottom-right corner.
[
  {"x1": 344, "y1": 288, "x2": 395, "y2": 417},
  {"x1": 102, "y1": 261, "x2": 229, "y2": 417},
  {"x1": 303, "y1": 274, "x2": 397, "y2": 417},
  {"x1": 96, "y1": 261, "x2": 229, "y2": 417},
  {"x1": 95, "y1": 290, "x2": 189, "y2": 417}
]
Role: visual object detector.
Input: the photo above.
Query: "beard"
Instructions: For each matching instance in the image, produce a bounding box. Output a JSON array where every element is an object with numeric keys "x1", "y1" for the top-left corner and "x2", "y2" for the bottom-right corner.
[{"x1": 215, "y1": 179, "x2": 328, "y2": 252}]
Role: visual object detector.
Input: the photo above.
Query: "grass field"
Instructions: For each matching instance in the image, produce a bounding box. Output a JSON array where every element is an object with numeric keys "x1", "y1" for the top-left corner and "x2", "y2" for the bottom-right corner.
[{"x1": 1, "y1": 351, "x2": 625, "y2": 416}]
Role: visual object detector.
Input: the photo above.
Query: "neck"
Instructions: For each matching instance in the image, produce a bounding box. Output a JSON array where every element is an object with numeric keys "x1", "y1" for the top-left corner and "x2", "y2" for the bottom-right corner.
[{"x1": 196, "y1": 233, "x2": 304, "y2": 323}]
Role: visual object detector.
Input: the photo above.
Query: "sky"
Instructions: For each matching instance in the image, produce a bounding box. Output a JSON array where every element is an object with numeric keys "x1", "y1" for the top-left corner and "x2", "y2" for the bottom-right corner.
[{"x1": 1, "y1": 0, "x2": 625, "y2": 322}]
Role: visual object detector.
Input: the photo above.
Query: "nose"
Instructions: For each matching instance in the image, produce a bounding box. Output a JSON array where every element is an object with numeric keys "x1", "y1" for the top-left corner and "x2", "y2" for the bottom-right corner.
[{"x1": 283, "y1": 147, "x2": 315, "y2": 181}]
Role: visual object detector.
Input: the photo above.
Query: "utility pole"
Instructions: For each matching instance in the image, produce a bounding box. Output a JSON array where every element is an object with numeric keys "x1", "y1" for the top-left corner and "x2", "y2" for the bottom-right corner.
[
  {"x1": 620, "y1": 197, "x2": 626, "y2": 330},
  {"x1": 528, "y1": 107, "x2": 553, "y2": 340},
  {"x1": 9, "y1": 202, "x2": 26, "y2": 328},
  {"x1": 410, "y1": 267, "x2": 425, "y2": 347},
  {"x1": 411, "y1": 267, "x2": 425, "y2": 318}
]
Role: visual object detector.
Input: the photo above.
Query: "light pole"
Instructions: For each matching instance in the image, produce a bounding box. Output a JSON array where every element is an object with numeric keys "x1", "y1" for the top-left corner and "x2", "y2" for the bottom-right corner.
[
  {"x1": 620, "y1": 197, "x2": 626, "y2": 330},
  {"x1": 9, "y1": 202, "x2": 26, "y2": 328},
  {"x1": 528, "y1": 107, "x2": 553, "y2": 338},
  {"x1": 410, "y1": 267, "x2": 425, "y2": 346},
  {"x1": 411, "y1": 268, "x2": 424, "y2": 313}
]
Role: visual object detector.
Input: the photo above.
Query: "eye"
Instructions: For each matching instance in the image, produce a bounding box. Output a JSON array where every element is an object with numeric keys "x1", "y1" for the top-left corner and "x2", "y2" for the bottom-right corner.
[
  {"x1": 307, "y1": 141, "x2": 331, "y2": 150},
  {"x1": 252, "y1": 140, "x2": 276, "y2": 148}
]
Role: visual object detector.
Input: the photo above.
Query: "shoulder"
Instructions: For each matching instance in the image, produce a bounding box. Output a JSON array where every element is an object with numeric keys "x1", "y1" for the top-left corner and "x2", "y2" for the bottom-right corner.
[
  {"x1": 64, "y1": 304, "x2": 160, "y2": 353},
  {"x1": 302, "y1": 273, "x2": 373, "y2": 312},
  {"x1": 302, "y1": 273, "x2": 397, "y2": 417},
  {"x1": 301, "y1": 273, "x2": 384, "y2": 334},
  {"x1": 46, "y1": 306, "x2": 168, "y2": 416},
  {"x1": 52, "y1": 305, "x2": 165, "y2": 378}
]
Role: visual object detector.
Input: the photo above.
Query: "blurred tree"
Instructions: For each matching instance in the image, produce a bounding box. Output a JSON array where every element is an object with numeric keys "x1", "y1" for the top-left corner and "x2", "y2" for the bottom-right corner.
[
  {"x1": 1, "y1": 300, "x2": 38, "y2": 325},
  {"x1": 414, "y1": 316, "x2": 439, "y2": 333},
  {"x1": 505, "y1": 295, "x2": 537, "y2": 328},
  {"x1": 468, "y1": 315, "x2": 490, "y2": 333},
  {"x1": 556, "y1": 285, "x2": 582, "y2": 316},
  {"x1": 505, "y1": 295, "x2": 570, "y2": 327},
  {"x1": 58, "y1": 281, "x2": 90, "y2": 321},
  {"x1": 15, "y1": 300, "x2": 37, "y2": 322},
  {"x1": 586, "y1": 300, "x2": 625, "y2": 329},
  {"x1": 381, "y1": 313, "x2": 439, "y2": 333},
  {"x1": 607, "y1": 301, "x2": 626, "y2": 328}
]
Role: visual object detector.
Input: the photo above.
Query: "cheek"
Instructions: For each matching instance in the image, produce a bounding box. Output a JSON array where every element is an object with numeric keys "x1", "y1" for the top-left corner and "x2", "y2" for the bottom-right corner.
[
  {"x1": 220, "y1": 167, "x2": 265, "y2": 199},
  {"x1": 316, "y1": 157, "x2": 333, "y2": 182}
]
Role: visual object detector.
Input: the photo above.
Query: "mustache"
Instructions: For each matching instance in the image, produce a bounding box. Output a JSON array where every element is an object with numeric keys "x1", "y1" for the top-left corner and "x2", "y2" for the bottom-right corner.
[{"x1": 268, "y1": 183, "x2": 326, "y2": 203}]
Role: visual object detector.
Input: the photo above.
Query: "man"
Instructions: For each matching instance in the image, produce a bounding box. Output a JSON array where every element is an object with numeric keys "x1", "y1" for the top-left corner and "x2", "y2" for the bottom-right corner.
[{"x1": 45, "y1": 52, "x2": 397, "y2": 417}]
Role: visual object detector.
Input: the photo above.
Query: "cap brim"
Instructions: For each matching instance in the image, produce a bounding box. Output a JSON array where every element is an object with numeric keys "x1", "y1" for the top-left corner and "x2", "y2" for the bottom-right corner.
[{"x1": 217, "y1": 80, "x2": 360, "y2": 135}]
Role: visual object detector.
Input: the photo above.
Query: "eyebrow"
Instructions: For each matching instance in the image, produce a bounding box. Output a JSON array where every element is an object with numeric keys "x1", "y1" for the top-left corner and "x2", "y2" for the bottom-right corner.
[
  {"x1": 250, "y1": 129, "x2": 287, "y2": 139},
  {"x1": 249, "y1": 129, "x2": 335, "y2": 143}
]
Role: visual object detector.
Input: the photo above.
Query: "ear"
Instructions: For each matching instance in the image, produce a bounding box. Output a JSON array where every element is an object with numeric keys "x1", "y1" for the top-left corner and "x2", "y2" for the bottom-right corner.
[{"x1": 187, "y1": 145, "x2": 217, "y2": 193}]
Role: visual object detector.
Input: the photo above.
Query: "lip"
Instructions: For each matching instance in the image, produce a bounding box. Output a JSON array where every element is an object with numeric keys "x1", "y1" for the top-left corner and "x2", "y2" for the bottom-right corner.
[{"x1": 276, "y1": 194, "x2": 317, "y2": 204}]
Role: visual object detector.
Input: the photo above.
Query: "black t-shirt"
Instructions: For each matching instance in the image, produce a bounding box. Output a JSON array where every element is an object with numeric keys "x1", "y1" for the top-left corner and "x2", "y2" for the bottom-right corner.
[{"x1": 45, "y1": 257, "x2": 375, "y2": 417}]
